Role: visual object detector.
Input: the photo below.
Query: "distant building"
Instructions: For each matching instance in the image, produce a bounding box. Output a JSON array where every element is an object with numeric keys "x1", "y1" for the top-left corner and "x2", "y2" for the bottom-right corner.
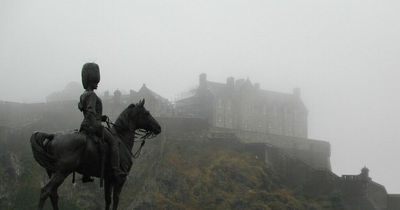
[
  {"x1": 102, "y1": 84, "x2": 173, "y2": 119},
  {"x1": 176, "y1": 74, "x2": 308, "y2": 138},
  {"x1": 135, "y1": 84, "x2": 174, "y2": 117},
  {"x1": 46, "y1": 82, "x2": 81, "y2": 102}
]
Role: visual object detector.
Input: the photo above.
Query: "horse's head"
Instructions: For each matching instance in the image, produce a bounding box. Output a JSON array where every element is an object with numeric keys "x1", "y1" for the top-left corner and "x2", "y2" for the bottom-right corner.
[{"x1": 124, "y1": 99, "x2": 161, "y2": 138}]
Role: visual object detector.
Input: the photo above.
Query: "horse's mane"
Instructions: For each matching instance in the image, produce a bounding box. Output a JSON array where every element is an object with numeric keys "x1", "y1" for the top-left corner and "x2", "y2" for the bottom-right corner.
[
  {"x1": 113, "y1": 103, "x2": 157, "y2": 140},
  {"x1": 114, "y1": 104, "x2": 136, "y2": 132}
]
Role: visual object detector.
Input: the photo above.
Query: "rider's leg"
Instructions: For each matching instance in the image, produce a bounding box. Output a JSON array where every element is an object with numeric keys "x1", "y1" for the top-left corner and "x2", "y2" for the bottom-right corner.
[
  {"x1": 81, "y1": 133, "x2": 95, "y2": 183},
  {"x1": 103, "y1": 129, "x2": 124, "y2": 180}
]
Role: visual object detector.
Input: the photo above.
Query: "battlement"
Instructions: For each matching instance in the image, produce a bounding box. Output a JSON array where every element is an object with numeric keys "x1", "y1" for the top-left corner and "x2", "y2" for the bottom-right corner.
[
  {"x1": 341, "y1": 175, "x2": 371, "y2": 182},
  {"x1": 210, "y1": 127, "x2": 331, "y2": 170}
]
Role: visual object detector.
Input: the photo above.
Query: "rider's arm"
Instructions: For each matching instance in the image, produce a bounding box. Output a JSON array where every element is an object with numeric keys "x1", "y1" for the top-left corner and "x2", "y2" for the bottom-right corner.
[{"x1": 85, "y1": 93, "x2": 102, "y2": 132}]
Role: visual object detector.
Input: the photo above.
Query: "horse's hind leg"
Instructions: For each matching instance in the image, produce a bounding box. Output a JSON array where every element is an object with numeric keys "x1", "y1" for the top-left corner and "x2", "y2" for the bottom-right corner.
[
  {"x1": 45, "y1": 170, "x2": 60, "y2": 210},
  {"x1": 104, "y1": 178, "x2": 112, "y2": 210},
  {"x1": 38, "y1": 171, "x2": 68, "y2": 210}
]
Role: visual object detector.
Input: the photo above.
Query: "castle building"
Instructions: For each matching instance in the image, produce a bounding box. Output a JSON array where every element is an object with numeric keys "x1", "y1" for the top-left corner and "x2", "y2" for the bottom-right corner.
[
  {"x1": 176, "y1": 73, "x2": 308, "y2": 138},
  {"x1": 102, "y1": 84, "x2": 173, "y2": 119}
]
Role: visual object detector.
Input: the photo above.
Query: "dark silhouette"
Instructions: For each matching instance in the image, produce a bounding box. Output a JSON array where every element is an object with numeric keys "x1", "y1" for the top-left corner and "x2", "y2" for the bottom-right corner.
[
  {"x1": 78, "y1": 63, "x2": 123, "y2": 183},
  {"x1": 30, "y1": 99, "x2": 161, "y2": 210}
]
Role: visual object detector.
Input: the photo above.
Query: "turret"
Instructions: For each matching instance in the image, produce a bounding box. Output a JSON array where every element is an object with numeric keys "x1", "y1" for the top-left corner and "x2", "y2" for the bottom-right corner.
[
  {"x1": 103, "y1": 90, "x2": 110, "y2": 99},
  {"x1": 113, "y1": 90, "x2": 122, "y2": 104},
  {"x1": 199, "y1": 73, "x2": 207, "y2": 89},
  {"x1": 361, "y1": 166, "x2": 369, "y2": 179},
  {"x1": 226, "y1": 77, "x2": 235, "y2": 90},
  {"x1": 293, "y1": 88, "x2": 301, "y2": 97}
]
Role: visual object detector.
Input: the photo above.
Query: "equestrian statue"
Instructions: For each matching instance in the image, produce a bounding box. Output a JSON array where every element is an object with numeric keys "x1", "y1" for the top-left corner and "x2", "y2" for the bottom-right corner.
[{"x1": 30, "y1": 63, "x2": 161, "y2": 210}]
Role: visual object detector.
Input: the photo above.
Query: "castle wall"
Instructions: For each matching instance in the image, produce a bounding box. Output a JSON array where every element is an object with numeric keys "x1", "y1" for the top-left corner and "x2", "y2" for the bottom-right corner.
[
  {"x1": 0, "y1": 101, "x2": 45, "y2": 127},
  {"x1": 367, "y1": 181, "x2": 388, "y2": 210},
  {"x1": 231, "y1": 129, "x2": 331, "y2": 170},
  {"x1": 156, "y1": 117, "x2": 209, "y2": 134},
  {"x1": 340, "y1": 178, "x2": 369, "y2": 198},
  {"x1": 0, "y1": 100, "x2": 81, "y2": 131},
  {"x1": 262, "y1": 143, "x2": 338, "y2": 196},
  {"x1": 203, "y1": 134, "x2": 337, "y2": 197},
  {"x1": 388, "y1": 194, "x2": 400, "y2": 210}
]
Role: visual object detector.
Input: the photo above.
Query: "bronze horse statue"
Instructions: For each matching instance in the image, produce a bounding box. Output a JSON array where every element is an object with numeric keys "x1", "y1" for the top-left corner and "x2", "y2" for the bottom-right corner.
[{"x1": 30, "y1": 99, "x2": 161, "y2": 210}]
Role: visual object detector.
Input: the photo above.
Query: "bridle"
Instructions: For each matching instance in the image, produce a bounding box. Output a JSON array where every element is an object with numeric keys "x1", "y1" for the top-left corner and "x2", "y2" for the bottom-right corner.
[{"x1": 103, "y1": 111, "x2": 157, "y2": 158}]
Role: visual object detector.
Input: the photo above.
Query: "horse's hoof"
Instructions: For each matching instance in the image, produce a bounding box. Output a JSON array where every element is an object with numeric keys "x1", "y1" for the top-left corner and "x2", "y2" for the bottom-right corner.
[{"x1": 113, "y1": 173, "x2": 126, "y2": 184}]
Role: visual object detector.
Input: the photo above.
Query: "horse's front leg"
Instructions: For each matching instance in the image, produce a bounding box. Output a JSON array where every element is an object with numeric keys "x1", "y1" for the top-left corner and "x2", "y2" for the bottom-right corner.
[
  {"x1": 104, "y1": 178, "x2": 112, "y2": 210},
  {"x1": 112, "y1": 180, "x2": 125, "y2": 210}
]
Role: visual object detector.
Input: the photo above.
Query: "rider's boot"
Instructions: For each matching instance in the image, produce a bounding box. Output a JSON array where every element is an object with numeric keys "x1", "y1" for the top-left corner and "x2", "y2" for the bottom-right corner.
[{"x1": 82, "y1": 175, "x2": 94, "y2": 183}]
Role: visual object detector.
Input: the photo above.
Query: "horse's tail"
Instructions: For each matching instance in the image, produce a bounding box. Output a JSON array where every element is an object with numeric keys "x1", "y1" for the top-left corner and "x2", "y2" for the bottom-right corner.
[{"x1": 30, "y1": 131, "x2": 56, "y2": 171}]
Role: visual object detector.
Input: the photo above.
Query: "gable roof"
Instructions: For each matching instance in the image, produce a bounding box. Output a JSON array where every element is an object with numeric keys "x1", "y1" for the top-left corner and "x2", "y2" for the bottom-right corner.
[{"x1": 138, "y1": 84, "x2": 170, "y2": 104}]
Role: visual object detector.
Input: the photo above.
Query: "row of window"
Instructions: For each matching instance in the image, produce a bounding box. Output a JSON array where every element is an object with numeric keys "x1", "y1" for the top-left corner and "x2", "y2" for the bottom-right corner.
[{"x1": 215, "y1": 109, "x2": 307, "y2": 137}]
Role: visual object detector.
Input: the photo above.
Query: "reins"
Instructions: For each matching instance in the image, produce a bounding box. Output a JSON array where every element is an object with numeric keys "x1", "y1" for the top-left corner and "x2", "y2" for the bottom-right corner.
[{"x1": 104, "y1": 116, "x2": 149, "y2": 159}]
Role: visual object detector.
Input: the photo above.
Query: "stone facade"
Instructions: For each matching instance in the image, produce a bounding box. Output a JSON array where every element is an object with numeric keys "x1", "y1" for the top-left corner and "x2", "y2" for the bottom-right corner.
[
  {"x1": 388, "y1": 194, "x2": 400, "y2": 210},
  {"x1": 340, "y1": 167, "x2": 400, "y2": 210},
  {"x1": 176, "y1": 74, "x2": 308, "y2": 138}
]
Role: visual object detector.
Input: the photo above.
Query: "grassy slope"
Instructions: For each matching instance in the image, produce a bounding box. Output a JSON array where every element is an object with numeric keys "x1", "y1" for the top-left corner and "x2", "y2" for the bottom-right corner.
[
  {"x1": 124, "y1": 134, "x2": 346, "y2": 210},
  {"x1": 0, "y1": 129, "x2": 347, "y2": 210}
]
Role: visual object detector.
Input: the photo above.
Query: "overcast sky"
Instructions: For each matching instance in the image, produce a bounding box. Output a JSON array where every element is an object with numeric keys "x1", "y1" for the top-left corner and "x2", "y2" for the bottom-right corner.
[{"x1": 1, "y1": 0, "x2": 399, "y2": 192}]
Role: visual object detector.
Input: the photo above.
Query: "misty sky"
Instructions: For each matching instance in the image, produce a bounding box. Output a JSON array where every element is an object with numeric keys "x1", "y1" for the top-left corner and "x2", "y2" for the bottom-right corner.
[{"x1": 1, "y1": 0, "x2": 400, "y2": 192}]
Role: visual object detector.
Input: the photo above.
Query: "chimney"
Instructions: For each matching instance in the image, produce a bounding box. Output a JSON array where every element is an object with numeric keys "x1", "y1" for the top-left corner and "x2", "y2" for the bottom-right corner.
[
  {"x1": 104, "y1": 90, "x2": 110, "y2": 99},
  {"x1": 113, "y1": 89, "x2": 122, "y2": 103},
  {"x1": 236, "y1": 79, "x2": 245, "y2": 88},
  {"x1": 226, "y1": 77, "x2": 235, "y2": 89},
  {"x1": 199, "y1": 73, "x2": 207, "y2": 89},
  {"x1": 293, "y1": 88, "x2": 301, "y2": 97}
]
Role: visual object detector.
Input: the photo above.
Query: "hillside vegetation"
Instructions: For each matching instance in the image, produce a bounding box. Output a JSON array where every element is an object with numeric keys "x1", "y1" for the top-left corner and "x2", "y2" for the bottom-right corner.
[{"x1": 0, "y1": 127, "x2": 348, "y2": 210}]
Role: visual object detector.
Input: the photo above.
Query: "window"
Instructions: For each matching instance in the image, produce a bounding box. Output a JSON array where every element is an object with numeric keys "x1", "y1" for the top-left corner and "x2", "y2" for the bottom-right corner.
[{"x1": 218, "y1": 99, "x2": 223, "y2": 109}]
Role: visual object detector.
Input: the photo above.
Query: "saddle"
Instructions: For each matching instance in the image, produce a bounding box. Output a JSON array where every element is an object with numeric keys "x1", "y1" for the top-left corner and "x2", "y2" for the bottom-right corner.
[{"x1": 72, "y1": 129, "x2": 107, "y2": 186}]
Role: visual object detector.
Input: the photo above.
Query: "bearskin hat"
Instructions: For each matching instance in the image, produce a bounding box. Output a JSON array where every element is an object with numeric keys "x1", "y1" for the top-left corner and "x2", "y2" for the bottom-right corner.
[{"x1": 81, "y1": 62, "x2": 100, "y2": 89}]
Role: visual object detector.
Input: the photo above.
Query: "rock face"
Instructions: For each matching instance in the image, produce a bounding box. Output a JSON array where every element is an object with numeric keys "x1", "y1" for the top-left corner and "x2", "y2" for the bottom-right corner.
[{"x1": 123, "y1": 132, "x2": 349, "y2": 210}]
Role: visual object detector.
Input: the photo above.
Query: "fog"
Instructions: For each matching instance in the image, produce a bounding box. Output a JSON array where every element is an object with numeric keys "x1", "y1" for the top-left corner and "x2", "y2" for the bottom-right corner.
[{"x1": 1, "y1": 0, "x2": 399, "y2": 192}]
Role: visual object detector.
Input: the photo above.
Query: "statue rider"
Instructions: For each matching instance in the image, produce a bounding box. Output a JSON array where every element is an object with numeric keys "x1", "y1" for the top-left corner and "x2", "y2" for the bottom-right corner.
[{"x1": 78, "y1": 62, "x2": 123, "y2": 183}]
